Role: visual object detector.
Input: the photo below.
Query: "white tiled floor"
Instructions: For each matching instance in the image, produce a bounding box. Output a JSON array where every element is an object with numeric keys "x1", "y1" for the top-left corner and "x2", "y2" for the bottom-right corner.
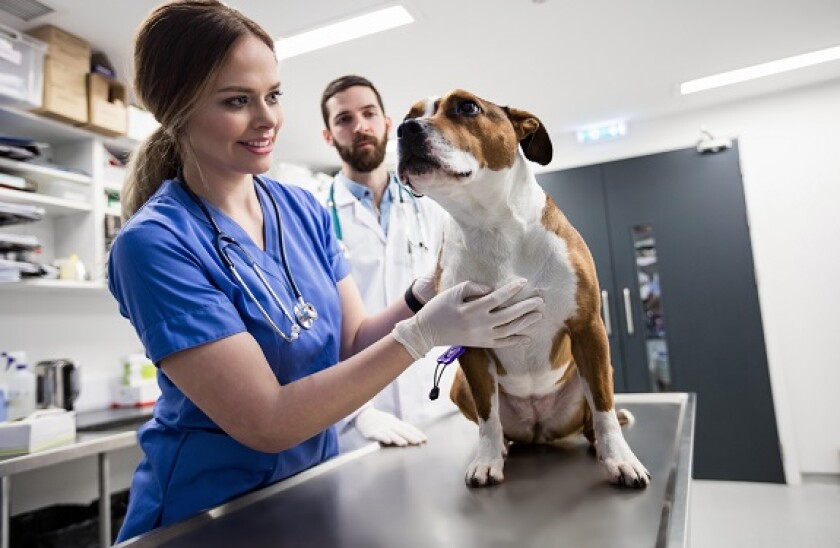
[{"x1": 690, "y1": 476, "x2": 840, "y2": 547}]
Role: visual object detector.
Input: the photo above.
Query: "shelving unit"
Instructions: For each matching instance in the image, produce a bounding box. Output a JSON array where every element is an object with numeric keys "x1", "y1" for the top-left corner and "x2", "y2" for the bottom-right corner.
[
  {"x1": 0, "y1": 157, "x2": 92, "y2": 185},
  {"x1": 0, "y1": 187, "x2": 91, "y2": 215},
  {"x1": 0, "y1": 104, "x2": 137, "y2": 287}
]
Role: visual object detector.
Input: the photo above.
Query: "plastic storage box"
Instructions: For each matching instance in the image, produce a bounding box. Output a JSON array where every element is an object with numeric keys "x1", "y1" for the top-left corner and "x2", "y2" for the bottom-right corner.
[{"x1": 0, "y1": 24, "x2": 46, "y2": 109}]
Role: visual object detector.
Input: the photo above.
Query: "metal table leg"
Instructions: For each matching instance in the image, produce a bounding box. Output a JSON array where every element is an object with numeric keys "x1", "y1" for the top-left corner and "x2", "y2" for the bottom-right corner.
[
  {"x1": 98, "y1": 453, "x2": 110, "y2": 548},
  {"x1": 1, "y1": 475, "x2": 9, "y2": 548}
]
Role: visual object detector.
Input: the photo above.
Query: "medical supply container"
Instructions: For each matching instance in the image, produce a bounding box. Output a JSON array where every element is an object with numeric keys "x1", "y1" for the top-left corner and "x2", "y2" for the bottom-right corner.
[
  {"x1": 5, "y1": 351, "x2": 37, "y2": 421},
  {"x1": 0, "y1": 24, "x2": 47, "y2": 109}
]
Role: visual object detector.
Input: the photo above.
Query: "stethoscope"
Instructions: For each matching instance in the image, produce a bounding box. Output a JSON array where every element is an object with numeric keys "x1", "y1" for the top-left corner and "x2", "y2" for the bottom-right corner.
[
  {"x1": 326, "y1": 179, "x2": 429, "y2": 262},
  {"x1": 181, "y1": 174, "x2": 317, "y2": 343}
]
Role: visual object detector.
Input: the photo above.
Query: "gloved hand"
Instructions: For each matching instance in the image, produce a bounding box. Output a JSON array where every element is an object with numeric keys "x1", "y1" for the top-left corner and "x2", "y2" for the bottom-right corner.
[
  {"x1": 354, "y1": 407, "x2": 427, "y2": 446},
  {"x1": 392, "y1": 278, "x2": 544, "y2": 360},
  {"x1": 411, "y1": 270, "x2": 437, "y2": 305}
]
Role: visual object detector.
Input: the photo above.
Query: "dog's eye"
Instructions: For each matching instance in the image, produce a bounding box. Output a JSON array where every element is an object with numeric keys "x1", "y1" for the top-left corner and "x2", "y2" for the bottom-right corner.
[{"x1": 456, "y1": 100, "x2": 481, "y2": 117}]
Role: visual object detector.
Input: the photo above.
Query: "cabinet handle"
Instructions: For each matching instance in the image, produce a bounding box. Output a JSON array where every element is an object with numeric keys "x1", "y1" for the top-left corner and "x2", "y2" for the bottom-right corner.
[
  {"x1": 622, "y1": 288, "x2": 635, "y2": 335},
  {"x1": 601, "y1": 290, "x2": 612, "y2": 336}
]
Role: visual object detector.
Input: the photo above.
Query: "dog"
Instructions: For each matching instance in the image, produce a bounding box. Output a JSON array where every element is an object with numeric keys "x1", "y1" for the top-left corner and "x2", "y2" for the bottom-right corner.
[{"x1": 396, "y1": 90, "x2": 650, "y2": 489}]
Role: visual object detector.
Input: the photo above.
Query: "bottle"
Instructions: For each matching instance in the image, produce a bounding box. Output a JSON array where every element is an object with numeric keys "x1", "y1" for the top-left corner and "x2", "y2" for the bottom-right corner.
[
  {"x1": 0, "y1": 386, "x2": 8, "y2": 422},
  {"x1": 59, "y1": 254, "x2": 87, "y2": 281},
  {"x1": 5, "y1": 352, "x2": 36, "y2": 421}
]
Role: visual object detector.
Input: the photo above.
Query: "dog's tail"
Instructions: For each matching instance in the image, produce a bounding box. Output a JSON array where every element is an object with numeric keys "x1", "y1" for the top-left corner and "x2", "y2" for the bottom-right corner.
[{"x1": 617, "y1": 408, "x2": 635, "y2": 428}]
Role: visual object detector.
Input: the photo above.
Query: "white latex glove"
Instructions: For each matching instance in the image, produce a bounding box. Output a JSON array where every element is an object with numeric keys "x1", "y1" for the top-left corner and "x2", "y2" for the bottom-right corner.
[
  {"x1": 411, "y1": 270, "x2": 437, "y2": 305},
  {"x1": 354, "y1": 407, "x2": 428, "y2": 446},
  {"x1": 392, "y1": 278, "x2": 544, "y2": 360}
]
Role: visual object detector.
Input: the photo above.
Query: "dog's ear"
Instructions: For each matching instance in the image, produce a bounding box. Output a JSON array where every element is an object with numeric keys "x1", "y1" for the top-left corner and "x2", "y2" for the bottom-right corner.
[{"x1": 504, "y1": 107, "x2": 553, "y2": 166}]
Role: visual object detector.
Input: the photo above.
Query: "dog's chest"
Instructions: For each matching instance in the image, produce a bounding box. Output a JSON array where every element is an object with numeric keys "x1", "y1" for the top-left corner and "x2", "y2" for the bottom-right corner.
[
  {"x1": 441, "y1": 222, "x2": 578, "y2": 321},
  {"x1": 440, "y1": 219, "x2": 579, "y2": 387}
]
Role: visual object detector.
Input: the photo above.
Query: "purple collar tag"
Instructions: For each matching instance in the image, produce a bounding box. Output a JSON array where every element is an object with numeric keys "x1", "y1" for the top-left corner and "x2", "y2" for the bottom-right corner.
[
  {"x1": 430, "y1": 346, "x2": 465, "y2": 401},
  {"x1": 436, "y1": 345, "x2": 465, "y2": 365}
]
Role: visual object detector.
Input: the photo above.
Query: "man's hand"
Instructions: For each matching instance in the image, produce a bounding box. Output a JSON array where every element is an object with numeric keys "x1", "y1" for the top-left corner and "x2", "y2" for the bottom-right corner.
[{"x1": 355, "y1": 407, "x2": 427, "y2": 446}]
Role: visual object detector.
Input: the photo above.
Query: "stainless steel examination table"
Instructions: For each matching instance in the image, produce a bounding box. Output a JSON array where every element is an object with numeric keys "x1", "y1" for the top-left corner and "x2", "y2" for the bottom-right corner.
[{"x1": 118, "y1": 393, "x2": 694, "y2": 548}]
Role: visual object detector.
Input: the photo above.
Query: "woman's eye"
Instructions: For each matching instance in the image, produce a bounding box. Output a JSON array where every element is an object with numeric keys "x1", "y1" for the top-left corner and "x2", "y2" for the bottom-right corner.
[
  {"x1": 225, "y1": 96, "x2": 248, "y2": 108},
  {"x1": 267, "y1": 90, "x2": 283, "y2": 104},
  {"x1": 457, "y1": 101, "x2": 481, "y2": 116}
]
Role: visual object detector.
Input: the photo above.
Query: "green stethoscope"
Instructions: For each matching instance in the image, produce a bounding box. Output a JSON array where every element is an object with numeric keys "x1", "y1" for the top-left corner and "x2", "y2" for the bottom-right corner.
[{"x1": 326, "y1": 180, "x2": 429, "y2": 260}]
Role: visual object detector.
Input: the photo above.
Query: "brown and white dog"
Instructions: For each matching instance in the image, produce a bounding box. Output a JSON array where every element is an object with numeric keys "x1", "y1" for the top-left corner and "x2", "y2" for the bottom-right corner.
[{"x1": 396, "y1": 90, "x2": 650, "y2": 489}]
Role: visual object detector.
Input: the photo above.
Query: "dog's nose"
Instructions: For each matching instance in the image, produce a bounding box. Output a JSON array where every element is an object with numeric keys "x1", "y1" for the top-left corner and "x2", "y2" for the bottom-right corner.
[{"x1": 397, "y1": 119, "x2": 423, "y2": 139}]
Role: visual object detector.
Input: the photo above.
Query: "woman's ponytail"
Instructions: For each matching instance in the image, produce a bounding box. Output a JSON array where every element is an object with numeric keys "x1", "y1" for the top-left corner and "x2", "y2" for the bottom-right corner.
[{"x1": 121, "y1": 127, "x2": 180, "y2": 221}]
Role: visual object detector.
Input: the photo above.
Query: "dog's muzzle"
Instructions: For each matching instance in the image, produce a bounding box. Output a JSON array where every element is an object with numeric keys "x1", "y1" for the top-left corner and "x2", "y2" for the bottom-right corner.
[{"x1": 397, "y1": 119, "x2": 441, "y2": 187}]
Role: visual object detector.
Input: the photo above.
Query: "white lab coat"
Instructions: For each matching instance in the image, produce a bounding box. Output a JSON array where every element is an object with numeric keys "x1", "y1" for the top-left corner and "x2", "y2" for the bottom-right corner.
[{"x1": 327, "y1": 178, "x2": 458, "y2": 451}]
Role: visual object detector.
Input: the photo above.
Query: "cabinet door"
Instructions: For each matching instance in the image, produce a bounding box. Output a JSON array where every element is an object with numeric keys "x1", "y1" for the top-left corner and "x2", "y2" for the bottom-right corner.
[
  {"x1": 602, "y1": 143, "x2": 785, "y2": 482},
  {"x1": 536, "y1": 166, "x2": 627, "y2": 392}
]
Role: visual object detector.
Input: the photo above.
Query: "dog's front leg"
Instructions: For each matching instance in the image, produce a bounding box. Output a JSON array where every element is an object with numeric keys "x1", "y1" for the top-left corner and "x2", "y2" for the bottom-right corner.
[
  {"x1": 569, "y1": 318, "x2": 651, "y2": 488},
  {"x1": 460, "y1": 348, "x2": 506, "y2": 487}
]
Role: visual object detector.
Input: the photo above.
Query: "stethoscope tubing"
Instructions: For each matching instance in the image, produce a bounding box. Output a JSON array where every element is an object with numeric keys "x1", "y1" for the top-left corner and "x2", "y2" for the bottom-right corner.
[
  {"x1": 327, "y1": 180, "x2": 428, "y2": 256},
  {"x1": 181, "y1": 174, "x2": 317, "y2": 341}
]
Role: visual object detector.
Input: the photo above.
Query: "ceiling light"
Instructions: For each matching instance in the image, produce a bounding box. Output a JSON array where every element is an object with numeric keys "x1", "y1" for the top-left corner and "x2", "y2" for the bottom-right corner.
[
  {"x1": 576, "y1": 121, "x2": 627, "y2": 144},
  {"x1": 680, "y1": 45, "x2": 840, "y2": 95},
  {"x1": 275, "y1": 5, "x2": 414, "y2": 60}
]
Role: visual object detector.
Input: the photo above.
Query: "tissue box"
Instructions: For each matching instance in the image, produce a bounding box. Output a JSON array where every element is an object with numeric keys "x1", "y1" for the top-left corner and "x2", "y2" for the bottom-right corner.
[{"x1": 0, "y1": 411, "x2": 76, "y2": 456}]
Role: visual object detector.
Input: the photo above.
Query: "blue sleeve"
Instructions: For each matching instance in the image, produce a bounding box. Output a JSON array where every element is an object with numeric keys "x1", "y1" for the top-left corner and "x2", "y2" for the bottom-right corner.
[{"x1": 108, "y1": 222, "x2": 246, "y2": 364}]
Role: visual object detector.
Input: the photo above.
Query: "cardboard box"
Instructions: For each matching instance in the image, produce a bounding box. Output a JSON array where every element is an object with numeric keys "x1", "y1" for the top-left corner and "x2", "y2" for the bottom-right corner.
[
  {"x1": 0, "y1": 410, "x2": 76, "y2": 456},
  {"x1": 32, "y1": 56, "x2": 87, "y2": 124},
  {"x1": 85, "y1": 73, "x2": 127, "y2": 136},
  {"x1": 26, "y1": 24, "x2": 90, "y2": 73}
]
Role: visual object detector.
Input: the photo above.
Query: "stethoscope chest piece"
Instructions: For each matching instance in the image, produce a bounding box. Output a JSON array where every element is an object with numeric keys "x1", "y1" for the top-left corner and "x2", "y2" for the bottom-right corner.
[{"x1": 295, "y1": 299, "x2": 318, "y2": 330}]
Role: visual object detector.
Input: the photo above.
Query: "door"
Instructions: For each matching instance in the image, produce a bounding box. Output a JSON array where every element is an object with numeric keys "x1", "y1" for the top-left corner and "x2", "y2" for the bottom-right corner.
[
  {"x1": 537, "y1": 143, "x2": 785, "y2": 482},
  {"x1": 603, "y1": 143, "x2": 783, "y2": 482}
]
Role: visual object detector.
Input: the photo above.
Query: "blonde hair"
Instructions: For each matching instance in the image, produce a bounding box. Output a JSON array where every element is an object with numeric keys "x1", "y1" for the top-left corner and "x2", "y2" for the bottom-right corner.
[{"x1": 121, "y1": 0, "x2": 275, "y2": 220}]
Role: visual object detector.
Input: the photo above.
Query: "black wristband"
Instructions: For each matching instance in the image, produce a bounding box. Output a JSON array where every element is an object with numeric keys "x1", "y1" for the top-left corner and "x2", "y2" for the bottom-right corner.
[{"x1": 404, "y1": 281, "x2": 425, "y2": 314}]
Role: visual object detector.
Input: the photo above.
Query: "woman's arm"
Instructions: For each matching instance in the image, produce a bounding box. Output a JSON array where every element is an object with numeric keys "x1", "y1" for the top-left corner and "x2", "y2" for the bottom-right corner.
[
  {"x1": 162, "y1": 327, "x2": 414, "y2": 454},
  {"x1": 337, "y1": 276, "x2": 414, "y2": 359}
]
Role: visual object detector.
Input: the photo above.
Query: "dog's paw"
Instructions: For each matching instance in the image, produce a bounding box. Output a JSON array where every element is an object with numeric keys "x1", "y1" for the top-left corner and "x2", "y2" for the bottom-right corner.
[
  {"x1": 464, "y1": 456, "x2": 505, "y2": 487},
  {"x1": 599, "y1": 447, "x2": 651, "y2": 489}
]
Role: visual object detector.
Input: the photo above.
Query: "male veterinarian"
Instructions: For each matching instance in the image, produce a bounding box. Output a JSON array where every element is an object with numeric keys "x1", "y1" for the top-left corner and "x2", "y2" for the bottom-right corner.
[{"x1": 321, "y1": 75, "x2": 456, "y2": 452}]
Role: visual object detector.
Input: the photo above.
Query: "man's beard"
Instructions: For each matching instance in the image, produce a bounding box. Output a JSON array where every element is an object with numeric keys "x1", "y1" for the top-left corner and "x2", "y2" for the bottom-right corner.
[{"x1": 335, "y1": 133, "x2": 388, "y2": 173}]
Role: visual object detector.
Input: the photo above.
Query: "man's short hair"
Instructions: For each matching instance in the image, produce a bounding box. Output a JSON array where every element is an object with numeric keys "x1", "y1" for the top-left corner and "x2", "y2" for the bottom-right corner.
[{"x1": 321, "y1": 75, "x2": 385, "y2": 128}]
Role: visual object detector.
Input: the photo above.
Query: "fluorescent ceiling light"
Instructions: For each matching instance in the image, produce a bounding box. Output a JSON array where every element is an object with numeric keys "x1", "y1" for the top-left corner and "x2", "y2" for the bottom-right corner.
[
  {"x1": 680, "y1": 45, "x2": 840, "y2": 95},
  {"x1": 576, "y1": 121, "x2": 627, "y2": 144},
  {"x1": 276, "y1": 5, "x2": 413, "y2": 60}
]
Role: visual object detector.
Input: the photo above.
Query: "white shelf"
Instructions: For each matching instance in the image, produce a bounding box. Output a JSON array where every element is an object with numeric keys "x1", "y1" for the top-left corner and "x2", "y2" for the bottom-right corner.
[
  {"x1": 0, "y1": 279, "x2": 107, "y2": 292},
  {"x1": 0, "y1": 104, "x2": 139, "y2": 149},
  {"x1": 0, "y1": 101, "x2": 136, "y2": 294},
  {"x1": 0, "y1": 156, "x2": 92, "y2": 185},
  {"x1": 0, "y1": 187, "x2": 91, "y2": 215}
]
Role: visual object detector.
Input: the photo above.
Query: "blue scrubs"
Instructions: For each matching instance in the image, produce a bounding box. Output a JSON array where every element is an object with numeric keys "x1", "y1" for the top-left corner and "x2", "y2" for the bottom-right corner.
[{"x1": 108, "y1": 176, "x2": 350, "y2": 541}]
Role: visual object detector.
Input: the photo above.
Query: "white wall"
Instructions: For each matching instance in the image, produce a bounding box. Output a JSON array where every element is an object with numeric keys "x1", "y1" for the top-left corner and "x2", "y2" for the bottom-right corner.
[{"x1": 538, "y1": 79, "x2": 840, "y2": 478}]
